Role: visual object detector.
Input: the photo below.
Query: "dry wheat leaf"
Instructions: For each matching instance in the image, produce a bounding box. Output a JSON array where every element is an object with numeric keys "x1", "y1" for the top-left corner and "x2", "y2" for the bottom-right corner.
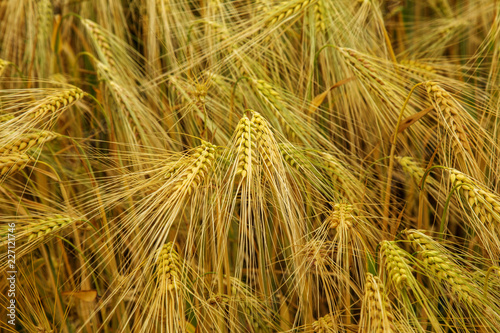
[
  {"x1": 308, "y1": 77, "x2": 354, "y2": 114},
  {"x1": 61, "y1": 290, "x2": 98, "y2": 302}
]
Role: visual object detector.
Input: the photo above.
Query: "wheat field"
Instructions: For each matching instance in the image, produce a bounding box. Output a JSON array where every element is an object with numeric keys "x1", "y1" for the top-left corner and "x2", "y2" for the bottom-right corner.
[{"x1": 1, "y1": 0, "x2": 500, "y2": 332}]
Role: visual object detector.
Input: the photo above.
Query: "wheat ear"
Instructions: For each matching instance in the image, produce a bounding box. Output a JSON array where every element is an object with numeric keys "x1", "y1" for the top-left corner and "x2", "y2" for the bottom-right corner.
[
  {"x1": 0, "y1": 153, "x2": 33, "y2": 176},
  {"x1": 30, "y1": 88, "x2": 84, "y2": 119},
  {"x1": 449, "y1": 168, "x2": 500, "y2": 225},
  {"x1": 235, "y1": 115, "x2": 255, "y2": 178},
  {"x1": 406, "y1": 230, "x2": 473, "y2": 303},
  {"x1": 425, "y1": 81, "x2": 473, "y2": 166},
  {"x1": 396, "y1": 156, "x2": 428, "y2": 186},
  {"x1": 380, "y1": 240, "x2": 413, "y2": 288},
  {"x1": 326, "y1": 203, "x2": 354, "y2": 229},
  {"x1": 27, "y1": 215, "x2": 84, "y2": 243},
  {"x1": 174, "y1": 141, "x2": 217, "y2": 195},
  {"x1": 265, "y1": 0, "x2": 315, "y2": 28},
  {"x1": 312, "y1": 313, "x2": 336, "y2": 332},
  {"x1": 360, "y1": 273, "x2": 396, "y2": 333},
  {"x1": 0, "y1": 131, "x2": 58, "y2": 155},
  {"x1": 83, "y1": 19, "x2": 117, "y2": 69}
]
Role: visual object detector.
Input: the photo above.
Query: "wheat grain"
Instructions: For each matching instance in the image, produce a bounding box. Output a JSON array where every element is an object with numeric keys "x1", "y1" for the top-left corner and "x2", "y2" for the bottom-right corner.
[
  {"x1": 250, "y1": 111, "x2": 273, "y2": 169},
  {"x1": 37, "y1": 0, "x2": 53, "y2": 37},
  {"x1": 313, "y1": 0, "x2": 326, "y2": 32},
  {"x1": 0, "y1": 131, "x2": 58, "y2": 155},
  {"x1": 278, "y1": 143, "x2": 305, "y2": 170},
  {"x1": 0, "y1": 59, "x2": 11, "y2": 77},
  {"x1": 252, "y1": 78, "x2": 294, "y2": 137},
  {"x1": 338, "y1": 48, "x2": 385, "y2": 87},
  {"x1": 0, "y1": 114, "x2": 14, "y2": 122}
]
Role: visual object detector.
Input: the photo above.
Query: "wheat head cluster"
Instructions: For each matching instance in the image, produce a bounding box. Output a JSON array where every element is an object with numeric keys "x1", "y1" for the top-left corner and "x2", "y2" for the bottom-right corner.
[{"x1": 2, "y1": 0, "x2": 500, "y2": 332}]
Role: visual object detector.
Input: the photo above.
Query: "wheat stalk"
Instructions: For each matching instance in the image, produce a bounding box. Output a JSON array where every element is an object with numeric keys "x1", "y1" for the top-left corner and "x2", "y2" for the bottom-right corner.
[{"x1": 0, "y1": 130, "x2": 58, "y2": 155}]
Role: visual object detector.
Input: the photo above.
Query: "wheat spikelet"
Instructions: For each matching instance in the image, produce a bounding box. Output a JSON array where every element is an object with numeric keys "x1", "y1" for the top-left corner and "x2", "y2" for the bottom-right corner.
[
  {"x1": 250, "y1": 111, "x2": 274, "y2": 169},
  {"x1": 265, "y1": 0, "x2": 315, "y2": 28},
  {"x1": 108, "y1": 80, "x2": 141, "y2": 140},
  {"x1": 0, "y1": 153, "x2": 33, "y2": 176},
  {"x1": 30, "y1": 87, "x2": 84, "y2": 119},
  {"x1": 252, "y1": 78, "x2": 294, "y2": 137},
  {"x1": 37, "y1": 0, "x2": 53, "y2": 38},
  {"x1": 302, "y1": 240, "x2": 331, "y2": 269},
  {"x1": 155, "y1": 242, "x2": 181, "y2": 291},
  {"x1": 326, "y1": 203, "x2": 354, "y2": 229},
  {"x1": 0, "y1": 59, "x2": 11, "y2": 76},
  {"x1": 26, "y1": 215, "x2": 84, "y2": 243},
  {"x1": 448, "y1": 168, "x2": 500, "y2": 226},
  {"x1": 278, "y1": 143, "x2": 305, "y2": 170},
  {"x1": 0, "y1": 114, "x2": 14, "y2": 122},
  {"x1": 425, "y1": 81, "x2": 473, "y2": 166},
  {"x1": 380, "y1": 240, "x2": 413, "y2": 288},
  {"x1": 0, "y1": 130, "x2": 58, "y2": 155},
  {"x1": 338, "y1": 48, "x2": 385, "y2": 87},
  {"x1": 318, "y1": 152, "x2": 361, "y2": 202},
  {"x1": 174, "y1": 141, "x2": 217, "y2": 194},
  {"x1": 406, "y1": 230, "x2": 473, "y2": 303},
  {"x1": 83, "y1": 19, "x2": 117, "y2": 69},
  {"x1": 312, "y1": 313, "x2": 335, "y2": 332},
  {"x1": 235, "y1": 116, "x2": 255, "y2": 178},
  {"x1": 360, "y1": 273, "x2": 396, "y2": 333},
  {"x1": 313, "y1": 0, "x2": 326, "y2": 32},
  {"x1": 396, "y1": 156, "x2": 427, "y2": 186},
  {"x1": 400, "y1": 59, "x2": 436, "y2": 79}
]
